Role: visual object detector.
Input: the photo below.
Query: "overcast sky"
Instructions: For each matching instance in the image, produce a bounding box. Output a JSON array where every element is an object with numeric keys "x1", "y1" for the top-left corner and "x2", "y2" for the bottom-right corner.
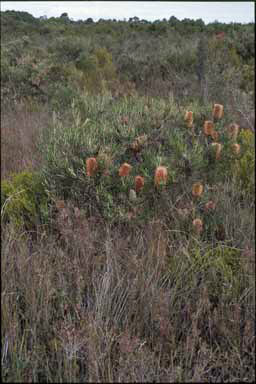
[{"x1": 1, "y1": 2, "x2": 255, "y2": 24}]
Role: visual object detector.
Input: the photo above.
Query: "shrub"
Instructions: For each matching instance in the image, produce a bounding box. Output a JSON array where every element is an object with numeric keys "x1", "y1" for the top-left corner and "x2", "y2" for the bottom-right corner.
[
  {"x1": 76, "y1": 48, "x2": 117, "y2": 94},
  {"x1": 232, "y1": 130, "x2": 255, "y2": 195},
  {"x1": 189, "y1": 245, "x2": 243, "y2": 300},
  {"x1": 1, "y1": 171, "x2": 49, "y2": 230}
]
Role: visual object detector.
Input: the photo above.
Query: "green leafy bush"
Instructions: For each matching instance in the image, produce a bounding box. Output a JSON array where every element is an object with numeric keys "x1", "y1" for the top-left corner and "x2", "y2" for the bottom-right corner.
[
  {"x1": 1, "y1": 171, "x2": 49, "y2": 230},
  {"x1": 76, "y1": 47, "x2": 117, "y2": 93},
  {"x1": 188, "y1": 245, "x2": 243, "y2": 299},
  {"x1": 232, "y1": 130, "x2": 255, "y2": 195}
]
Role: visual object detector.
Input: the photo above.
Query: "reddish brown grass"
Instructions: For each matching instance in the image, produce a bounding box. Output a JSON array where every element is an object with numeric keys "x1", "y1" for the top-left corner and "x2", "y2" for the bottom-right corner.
[{"x1": 1, "y1": 101, "x2": 51, "y2": 179}]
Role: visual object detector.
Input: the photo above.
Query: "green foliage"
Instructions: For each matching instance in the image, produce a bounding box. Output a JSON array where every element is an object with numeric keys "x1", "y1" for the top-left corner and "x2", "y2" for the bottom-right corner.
[
  {"x1": 191, "y1": 245, "x2": 244, "y2": 299},
  {"x1": 1, "y1": 171, "x2": 49, "y2": 230},
  {"x1": 49, "y1": 36, "x2": 84, "y2": 63},
  {"x1": 76, "y1": 47, "x2": 117, "y2": 93},
  {"x1": 39, "y1": 94, "x2": 184, "y2": 221},
  {"x1": 1, "y1": 10, "x2": 254, "y2": 103},
  {"x1": 39, "y1": 94, "x2": 253, "y2": 227},
  {"x1": 240, "y1": 61, "x2": 255, "y2": 92},
  {"x1": 232, "y1": 130, "x2": 255, "y2": 195}
]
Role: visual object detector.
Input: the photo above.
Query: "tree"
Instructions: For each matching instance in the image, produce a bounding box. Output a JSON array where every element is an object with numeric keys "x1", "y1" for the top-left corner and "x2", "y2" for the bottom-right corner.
[
  {"x1": 60, "y1": 12, "x2": 69, "y2": 22},
  {"x1": 129, "y1": 16, "x2": 140, "y2": 23},
  {"x1": 85, "y1": 18, "x2": 94, "y2": 24},
  {"x1": 169, "y1": 16, "x2": 179, "y2": 25}
]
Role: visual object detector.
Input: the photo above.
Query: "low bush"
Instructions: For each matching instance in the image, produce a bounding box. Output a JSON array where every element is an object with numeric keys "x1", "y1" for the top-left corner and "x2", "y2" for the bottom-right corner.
[{"x1": 1, "y1": 171, "x2": 49, "y2": 231}]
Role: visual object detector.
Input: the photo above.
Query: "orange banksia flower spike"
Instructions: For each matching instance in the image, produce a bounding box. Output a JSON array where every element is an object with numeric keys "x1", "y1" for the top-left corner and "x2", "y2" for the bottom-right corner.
[
  {"x1": 119, "y1": 163, "x2": 132, "y2": 177},
  {"x1": 211, "y1": 142, "x2": 222, "y2": 160},
  {"x1": 185, "y1": 111, "x2": 193, "y2": 122},
  {"x1": 193, "y1": 218, "x2": 203, "y2": 234},
  {"x1": 213, "y1": 104, "x2": 224, "y2": 119},
  {"x1": 231, "y1": 143, "x2": 241, "y2": 155},
  {"x1": 135, "y1": 175, "x2": 145, "y2": 193},
  {"x1": 86, "y1": 157, "x2": 98, "y2": 176},
  {"x1": 154, "y1": 166, "x2": 168, "y2": 187},
  {"x1": 192, "y1": 182, "x2": 204, "y2": 197},
  {"x1": 185, "y1": 111, "x2": 193, "y2": 128},
  {"x1": 203, "y1": 121, "x2": 214, "y2": 136}
]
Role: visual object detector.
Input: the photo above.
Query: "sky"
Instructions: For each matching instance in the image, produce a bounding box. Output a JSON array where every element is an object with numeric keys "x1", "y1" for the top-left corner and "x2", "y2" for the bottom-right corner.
[{"x1": 0, "y1": 1, "x2": 255, "y2": 24}]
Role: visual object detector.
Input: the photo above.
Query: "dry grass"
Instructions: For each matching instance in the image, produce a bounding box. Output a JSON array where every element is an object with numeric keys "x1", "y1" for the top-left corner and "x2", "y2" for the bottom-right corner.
[
  {"x1": 1, "y1": 101, "x2": 51, "y2": 179},
  {"x1": 2, "y1": 200, "x2": 255, "y2": 381}
]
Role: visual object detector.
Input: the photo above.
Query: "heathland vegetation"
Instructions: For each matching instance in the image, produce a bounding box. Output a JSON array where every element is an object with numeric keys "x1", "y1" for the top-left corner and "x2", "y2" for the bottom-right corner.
[{"x1": 1, "y1": 11, "x2": 255, "y2": 382}]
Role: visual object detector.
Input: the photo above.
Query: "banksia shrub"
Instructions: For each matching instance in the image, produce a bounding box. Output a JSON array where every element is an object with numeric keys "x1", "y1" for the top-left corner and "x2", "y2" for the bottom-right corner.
[
  {"x1": 228, "y1": 123, "x2": 239, "y2": 140},
  {"x1": 135, "y1": 175, "x2": 145, "y2": 193},
  {"x1": 193, "y1": 218, "x2": 203, "y2": 234},
  {"x1": 213, "y1": 103, "x2": 224, "y2": 119},
  {"x1": 231, "y1": 143, "x2": 241, "y2": 155},
  {"x1": 119, "y1": 163, "x2": 132, "y2": 177},
  {"x1": 192, "y1": 182, "x2": 204, "y2": 197},
  {"x1": 86, "y1": 157, "x2": 98, "y2": 176},
  {"x1": 154, "y1": 166, "x2": 168, "y2": 187},
  {"x1": 211, "y1": 142, "x2": 222, "y2": 160},
  {"x1": 203, "y1": 121, "x2": 214, "y2": 136}
]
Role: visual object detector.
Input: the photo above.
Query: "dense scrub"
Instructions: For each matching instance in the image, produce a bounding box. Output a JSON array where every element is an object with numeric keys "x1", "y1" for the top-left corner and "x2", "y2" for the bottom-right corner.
[{"x1": 1, "y1": 11, "x2": 255, "y2": 111}]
